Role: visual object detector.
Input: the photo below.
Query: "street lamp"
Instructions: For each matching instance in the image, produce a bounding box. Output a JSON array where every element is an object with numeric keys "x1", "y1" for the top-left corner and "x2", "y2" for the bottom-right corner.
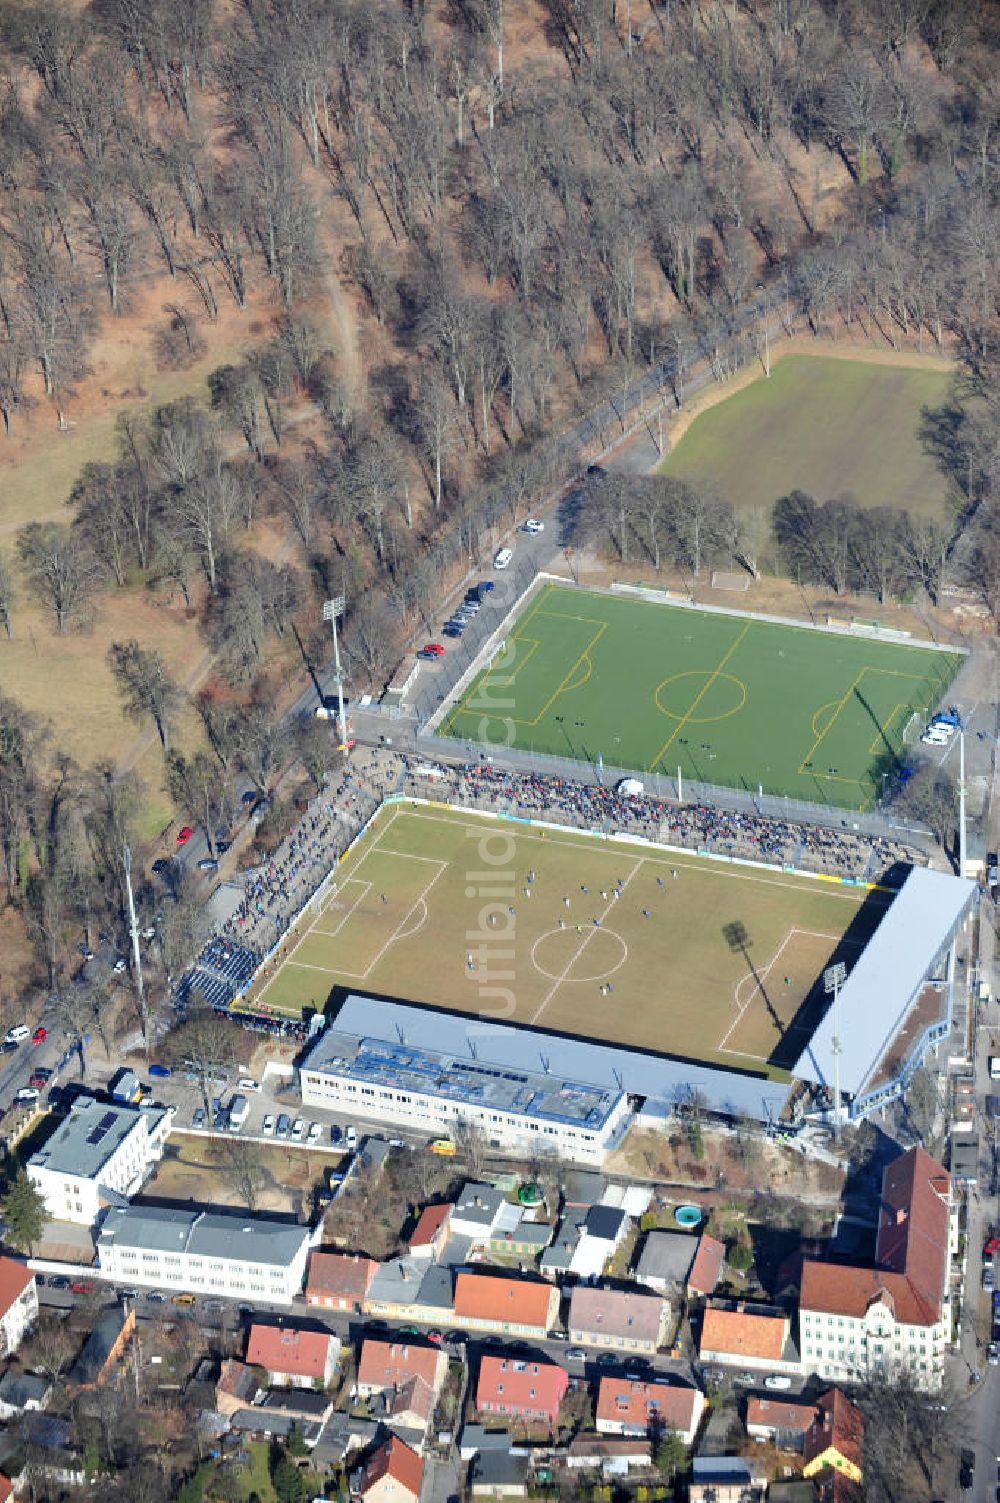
[
  {"x1": 824, "y1": 962, "x2": 847, "y2": 1141},
  {"x1": 322, "y1": 596, "x2": 349, "y2": 759}
]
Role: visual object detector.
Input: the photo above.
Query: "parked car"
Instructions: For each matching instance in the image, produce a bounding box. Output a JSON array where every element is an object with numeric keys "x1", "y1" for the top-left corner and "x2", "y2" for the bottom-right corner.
[
  {"x1": 521, "y1": 518, "x2": 544, "y2": 533},
  {"x1": 291, "y1": 1117, "x2": 305, "y2": 1141},
  {"x1": 984, "y1": 1264, "x2": 995, "y2": 1291},
  {"x1": 151, "y1": 858, "x2": 171, "y2": 874},
  {"x1": 0, "y1": 1041, "x2": 18, "y2": 1056},
  {"x1": 48, "y1": 1275, "x2": 70, "y2": 1290},
  {"x1": 764, "y1": 1375, "x2": 793, "y2": 1391},
  {"x1": 262, "y1": 1114, "x2": 275, "y2": 1136},
  {"x1": 307, "y1": 1122, "x2": 321, "y2": 1144},
  {"x1": 192, "y1": 1107, "x2": 206, "y2": 1129},
  {"x1": 344, "y1": 1125, "x2": 358, "y2": 1149},
  {"x1": 5, "y1": 1026, "x2": 29, "y2": 1044},
  {"x1": 171, "y1": 1293, "x2": 196, "y2": 1307},
  {"x1": 176, "y1": 826, "x2": 194, "y2": 844},
  {"x1": 146, "y1": 1292, "x2": 166, "y2": 1304},
  {"x1": 14, "y1": 1087, "x2": 38, "y2": 1106},
  {"x1": 32, "y1": 1027, "x2": 47, "y2": 1045},
  {"x1": 70, "y1": 1281, "x2": 93, "y2": 1295},
  {"x1": 276, "y1": 1113, "x2": 291, "y2": 1138},
  {"x1": 197, "y1": 858, "x2": 218, "y2": 872},
  {"x1": 237, "y1": 1077, "x2": 260, "y2": 1092},
  {"x1": 493, "y1": 547, "x2": 513, "y2": 569},
  {"x1": 149, "y1": 1064, "x2": 171, "y2": 1080},
  {"x1": 330, "y1": 1124, "x2": 342, "y2": 1145}
]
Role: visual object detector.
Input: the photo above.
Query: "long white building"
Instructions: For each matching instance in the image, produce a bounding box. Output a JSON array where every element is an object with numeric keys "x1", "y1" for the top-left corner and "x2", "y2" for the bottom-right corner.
[
  {"x1": 299, "y1": 1007, "x2": 631, "y2": 1166},
  {"x1": 96, "y1": 1206, "x2": 311, "y2": 1304},
  {"x1": 28, "y1": 1097, "x2": 172, "y2": 1226}
]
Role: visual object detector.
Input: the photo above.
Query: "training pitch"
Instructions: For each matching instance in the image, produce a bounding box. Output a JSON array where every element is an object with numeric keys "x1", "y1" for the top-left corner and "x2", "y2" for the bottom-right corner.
[
  {"x1": 254, "y1": 804, "x2": 885, "y2": 1074},
  {"x1": 660, "y1": 354, "x2": 952, "y2": 519},
  {"x1": 438, "y1": 584, "x2": 960, "y2": 809}
]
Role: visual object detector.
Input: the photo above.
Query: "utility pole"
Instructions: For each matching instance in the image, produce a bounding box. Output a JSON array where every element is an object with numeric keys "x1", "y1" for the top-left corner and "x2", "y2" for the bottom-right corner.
[
  {"x1": 824, "y1": 962, "x2": 847, "y2": 1141},
  {"x1": 123, "y1": 844, "x2": 149, "y2": 1063},
  {"x1": 959, "y1": 722, "x2": 967, "y2": 876},
  {"x1": 323, "y1": 596, "x2": 349, "y2": 761}
]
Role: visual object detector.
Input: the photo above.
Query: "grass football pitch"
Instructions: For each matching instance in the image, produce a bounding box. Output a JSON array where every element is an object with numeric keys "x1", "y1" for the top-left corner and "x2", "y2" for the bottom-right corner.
[
  {"x1": 438, "y1": 585, "x2": 960, "y2": 809},
  {"x1": 253, "y1": 804, "x2": 886, "y2": 1075},
  {"x1": 659, "y1": 354, "x2": 952, "y2": 519}
]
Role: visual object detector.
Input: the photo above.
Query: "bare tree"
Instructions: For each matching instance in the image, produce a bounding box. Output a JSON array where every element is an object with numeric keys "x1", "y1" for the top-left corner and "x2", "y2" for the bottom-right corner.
[
  {"x1": 16, "y1": 521, "x2": 102, "y2": 632},
  {"x1": 107, "y1": 639, "x2": 181, "y2": 752},
  {"x1": 0, "y1": 554, "x2": 13, "y2": 638},
  {"x1": 212, "y1": 1137, "x2": 269, "y2": 1212},
  {"x1": 162, "y1": 1007, "x2": 237, "y2": 1121}
]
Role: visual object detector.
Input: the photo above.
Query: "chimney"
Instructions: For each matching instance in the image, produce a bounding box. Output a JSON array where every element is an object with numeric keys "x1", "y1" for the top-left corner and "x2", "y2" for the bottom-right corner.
[{"x1": 895, "y1": 1208, "x2": 907, "y2": 1226}]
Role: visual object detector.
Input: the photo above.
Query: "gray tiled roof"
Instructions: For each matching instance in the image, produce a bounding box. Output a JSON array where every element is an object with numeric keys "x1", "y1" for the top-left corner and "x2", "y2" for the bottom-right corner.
[{"x1": 97, "y1": 1206, "x2": 309, "y2": 1267}]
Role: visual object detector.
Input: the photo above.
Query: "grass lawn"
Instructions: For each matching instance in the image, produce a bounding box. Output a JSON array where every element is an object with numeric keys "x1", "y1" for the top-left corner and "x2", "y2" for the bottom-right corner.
[
  {"x1": 203, "y1": 1441, "x2": 326, "y2": 1503},
  {"x1": 660, "y1": 355, "x2": 953, "y2": 518},
  {"x1": 439, "y1": 583, "x2": 961, "y2": 808},
  {"x1": 254, "y1": 804, "x2": 884, "y2": 1074}
]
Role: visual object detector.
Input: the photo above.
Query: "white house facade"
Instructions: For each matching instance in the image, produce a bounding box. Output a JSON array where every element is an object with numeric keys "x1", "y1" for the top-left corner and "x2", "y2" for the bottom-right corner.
[
  {"x1": 28, "y1": 1098, "x2": 171, "y2": 1226},
  {"x1": 97, "y1": 1207, "x2": 311, "y2": 1304}
]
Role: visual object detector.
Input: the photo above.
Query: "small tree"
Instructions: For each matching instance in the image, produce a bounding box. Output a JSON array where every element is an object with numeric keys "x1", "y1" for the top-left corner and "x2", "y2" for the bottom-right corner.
[
  {"x1": 3, "y1": 1169, "x2": 49, "y2": 1255},
  {"x1": 653, "y1": 1426, "x2": 686, "y2": 1480},
  {"x1": 271, "y1": 1454, "x2": 305, "y2": 1503},
  {"x1": 107, "y1": 639, "x2": 181, "y2": 753}
]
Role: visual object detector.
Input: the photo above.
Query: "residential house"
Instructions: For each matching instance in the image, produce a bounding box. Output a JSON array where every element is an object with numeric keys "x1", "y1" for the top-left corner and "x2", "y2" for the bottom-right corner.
[
  {"x1": 356, "y1": 1338, "x2": 447, "y2": 1405},
  {"x1": 246, "y1": 1323, "x2": 340, "y2": 1389},
  {"x1": 799, "y1": 1147, "x2": 951, "y2": 1389},
  {"x1": 568, "y1": 1286, "x2": 667, "y2": 1354},
  {"x1": 470, "y1": 1450, "x2": 530, "y2": 1497},
  {"x1": 746, "y1": 1395, "x2": 818, "y2": 1452},
  {"x1": 96, "y1": 1205, "x2": 311, "y2": 1304},
  {"x1": 356, "y1": 1434, "x2": 424, "y2": 1503},
  {"x1": 561, "y1": 1170, "x2": 606, "y2": 1209},
  {"x1": 409, "y1": 1204, "x2": 452, "y2": 1259},
  {"x1": 459, "y1": 1426, "x2": 524, "y2": 1462},
  {"x1": 699, "y1": 1304, "x2": 797, "y2": 1376},
  {"x1": 215, "y1": 1360, "x2": 261, "y2": 1417},
  {"x1": 306, "y1": 1251, "x2": 376, "y2": 1312},
  {"x1": 454, "y1": 1273, "x2": 559, "y2": 1338},
  {"x1": 689, "y1": 1456, "x2": 767, "y2": 1502},
  {"x1": 310, "y1": 1411, "x2": 379, "y2": 1470},
  {"x1": 68, "y1": 1305, "x2": 136, "y2": 1388},
  {"x1": 364, "y1": 1257, "x2": 454, "y2": 1324},
  {"x1": 476, "y1": 1355, "x2": 568, "y2": 1427},
  {"x1": 451, "y1": 1184, "x2": 507, "y2": 1244},
  {"x1": 0, "y1": 1259, "x2": 38, "y2": 1357},
  {"x1": 569, "y1": 1205, "x2": 630, "y2": 1279},
  {"x1": 230, "y1": 1390, "x2": 333, "y2": 1448},
  {"x1": 632, "y1": 1231, "x2": 698, "y2": 1295},
  {"x1": 0, "y1": 1370, "x2": 50, "y2": 1419},
  {"x1": 803, "y1": 1388, "x2": 864, "y2": 1491},
  {"x1": 488, "y1": 1218, "x2": 552, "y2": 1261},
  {"x1": 688, "y1": 1234, "x2": 726, "y2": 1298},
  {"x1": 28, "y1": 1096, "x2": 171, "y2": 1226},
  {"x1": 595, "y1": 1376, "x2": 704, "y2": 1446}
]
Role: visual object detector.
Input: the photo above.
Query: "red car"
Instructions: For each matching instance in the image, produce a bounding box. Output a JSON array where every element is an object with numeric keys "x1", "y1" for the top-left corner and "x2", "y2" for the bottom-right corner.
[
  {"x1": 985, "y1": 1236, "x2": 1000, "y2": 1256},
  {"x1": 418, "y1": 643, "x2": 445, "y2": 659},
  {"x1": 70, "y1": 1280, "x2": 93, "y2": 1295},
  {"x1": 426, "y1": 1330, "x2": 444, "y2": 1346},
  {"x1": 31, "y1": 1027, "x2": 46, "y2": 1045},
  {"x1": 176, "y1": 826, "x2": 194, "y2": 844}
]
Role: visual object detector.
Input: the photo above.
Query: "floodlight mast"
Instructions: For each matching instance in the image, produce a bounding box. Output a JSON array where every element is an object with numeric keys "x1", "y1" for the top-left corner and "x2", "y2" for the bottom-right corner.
[
  {"x1": 824, "y1": 961, "x2": 847, "y2": 1141},
  {"x1": 322, "y1": 596, "x2": 348, "y2": 760},
  {"x1": 958, "y1": 720, "x2": 967, "y2": 876}
]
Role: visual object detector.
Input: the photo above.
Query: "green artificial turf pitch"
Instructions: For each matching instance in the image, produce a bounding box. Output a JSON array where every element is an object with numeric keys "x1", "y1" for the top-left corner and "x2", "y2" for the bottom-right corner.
[
  {"x1": 438, "y1": 584, "x2": 961, "y2": 809},
  {"x1": 659, "y1": 354, "x2": 952, "y2": 519}
]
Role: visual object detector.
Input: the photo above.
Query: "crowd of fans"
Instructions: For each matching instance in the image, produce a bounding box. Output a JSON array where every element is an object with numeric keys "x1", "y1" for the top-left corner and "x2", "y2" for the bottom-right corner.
[{"x1": 176, "y1": 747, "x2": 922, "y2": 1010}]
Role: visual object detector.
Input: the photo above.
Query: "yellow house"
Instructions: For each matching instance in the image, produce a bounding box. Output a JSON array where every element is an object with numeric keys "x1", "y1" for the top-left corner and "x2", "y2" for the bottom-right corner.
[{"x1": 803, "y1": 1387, "x2": 863, "y2": 1486}]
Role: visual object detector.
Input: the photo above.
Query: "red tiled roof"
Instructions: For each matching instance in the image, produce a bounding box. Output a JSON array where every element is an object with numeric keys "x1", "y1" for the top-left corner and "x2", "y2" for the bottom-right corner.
[
  {"x1": 477, "y1": 1355, "x2": 568, "y2": 1419},
  {"x1": 357, "y1": 1337, "x2": 442, "y2": 1393},
  {"x1": 216, "y1": 1359, "x2": 258, "y2": 1401},
  {"x1": 246, "y1": 1324, "x2": 334, "y2": 1380},
  {"x1": 688, "y1": 1234, "x2": 725, "y2": 1296},
  {"x1": 700, "y1": 1307, "x2": 787, "y2": 1362},
  {"x1": 801, "y1": 1147, "x2": 949, "y2": 1328},
  {"x1": 360, "y1": 1435, "x2": 424, "y2": 1500},
  {"x1": 306, "y1": 1251, "x2": 375, "y2": 1302},
  {"x1": 596, "y1": 1376, "x2": 701, "y2": 1435},
  {"x1": 410, "y1": 1203, "x2": 452, "y2": 1250},
  {"x1": 569, "y1": 1286, "x2": 663, "y2": 1343},
  {"x1": 746, "y1": 1396, "x2": 817, "y2": 1434},
  {"x1": 806, "y1": 1387, "x2": 864, "y2": 1472},
  {"x1": 876, "y1": 1146, "x2": 949, "y2": 1312},
  {"x1": 454, "y1": 1272, "x2": 554, "y2": 1329},
  {"x1": 389, "y1": 1373, "x2": 436, "y2": 1425},
  {"x1": 0, "y1": 1258, "x2": 34, "y2": 1318},
  {"x1": 0, "y1": 1473, "x2": 11, "y2": 1503}
]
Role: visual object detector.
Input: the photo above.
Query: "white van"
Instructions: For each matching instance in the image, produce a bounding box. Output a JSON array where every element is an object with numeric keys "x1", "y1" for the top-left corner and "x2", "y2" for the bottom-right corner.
[
  {"x1": 228, "y1": 1093, "x2": 250, "y2": 1131},
  {"x1": 494, "y1": 547, "x2": 513, "y2": 570}
]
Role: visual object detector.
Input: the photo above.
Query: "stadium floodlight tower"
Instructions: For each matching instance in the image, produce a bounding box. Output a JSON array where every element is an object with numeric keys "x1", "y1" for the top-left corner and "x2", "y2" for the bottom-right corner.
[
  {"x1": 322, "y1": 595, "x2": 349, "y2": 759},
  {"x1": 958, "y1": 717, "x2": 967, "y2": 877},
  {"x1": 824, "y1": 961, "x2": 847, "y2": 1141}
]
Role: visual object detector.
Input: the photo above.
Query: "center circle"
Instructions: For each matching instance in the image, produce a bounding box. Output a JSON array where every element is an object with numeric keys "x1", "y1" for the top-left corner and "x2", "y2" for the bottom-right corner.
[
  {"x1": 655, "y1": 670, "x2": 747, "y2": 723},
  {"x1": 531, "y1": 926, "x2": 628, "y2": 983}
]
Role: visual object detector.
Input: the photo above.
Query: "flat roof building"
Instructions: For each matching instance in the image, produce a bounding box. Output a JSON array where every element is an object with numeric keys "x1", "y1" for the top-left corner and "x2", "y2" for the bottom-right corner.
[
  {"x1": 96, "y1": 1206, "x2": 310, "y2": 1304},
  {"x1": 29, "y1": 1097, "x2": 171, "y2": 1226},
  {"x1": 300, "y1": 1017, "x2": 631, "y2": 1165}
]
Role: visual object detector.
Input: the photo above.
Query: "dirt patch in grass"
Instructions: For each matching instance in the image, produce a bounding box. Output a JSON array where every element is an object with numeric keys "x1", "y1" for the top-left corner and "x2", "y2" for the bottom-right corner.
[{"x1": 142, "y1": 1135, "x2": 337, "y2": 1218}]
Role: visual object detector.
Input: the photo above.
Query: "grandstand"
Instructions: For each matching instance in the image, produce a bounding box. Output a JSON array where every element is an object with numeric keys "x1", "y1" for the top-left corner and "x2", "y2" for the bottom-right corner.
[{"x1": 792, "y1": 866, "x2": 978, "y2": 1120}]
